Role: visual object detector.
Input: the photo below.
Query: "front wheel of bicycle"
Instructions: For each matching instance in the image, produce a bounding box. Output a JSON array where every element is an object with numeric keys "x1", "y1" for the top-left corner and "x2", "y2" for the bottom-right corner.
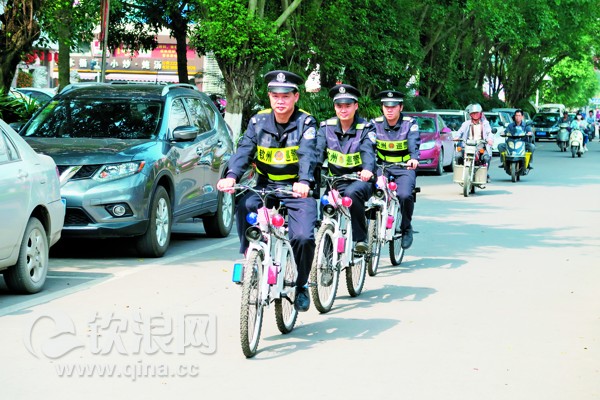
[
  {"x1": 275, "y1": 251, "x2": 298, "y2": 334},
  {"x1": 389, "y1": 203, "x2": 405, "y2": 266},
  {"x1": 310, "y1": 224, "x2": 340, "y2": 313},
  {"x1": 240, "y1": 250, "x2": 264, "y2": 358},
  {"x1": 367, "y1": 214, "x2": 382, "y2": 276},
  {"x1": 346, "y1": 221, "x2": 367, "y2": 297}
]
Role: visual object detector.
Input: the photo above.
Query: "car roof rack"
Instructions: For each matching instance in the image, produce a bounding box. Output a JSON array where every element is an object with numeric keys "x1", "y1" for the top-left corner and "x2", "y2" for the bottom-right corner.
[{"x1": 161, "y1": 83, "x2": 199, "y2": 96}]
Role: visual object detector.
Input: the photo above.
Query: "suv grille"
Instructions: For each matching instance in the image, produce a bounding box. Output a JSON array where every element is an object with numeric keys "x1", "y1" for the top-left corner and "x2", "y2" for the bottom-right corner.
[{"x1": 58, "y1": 165, "x2": 101, "y2": 180}]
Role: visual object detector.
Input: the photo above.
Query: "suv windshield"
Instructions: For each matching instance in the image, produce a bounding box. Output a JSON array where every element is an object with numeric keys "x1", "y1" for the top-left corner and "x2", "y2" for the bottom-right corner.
[
  {"x1": 438, "y1": 114, "x2": 464, "y2": 129},
  {"x1": 24, "y1": 98, "x2": 163, "y2": 140},
  {"x1": 533, "y1": 113, "x2": 560, "y2": 124},
  {"x1": 484, "y1": 113, "x2": 502, "y2": 127}
]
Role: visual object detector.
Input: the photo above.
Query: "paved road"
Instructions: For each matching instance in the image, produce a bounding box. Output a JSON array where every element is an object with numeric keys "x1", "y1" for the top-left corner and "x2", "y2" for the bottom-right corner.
[{"x1": 1, "y1": 139, "x2": 599, "y2": 399}]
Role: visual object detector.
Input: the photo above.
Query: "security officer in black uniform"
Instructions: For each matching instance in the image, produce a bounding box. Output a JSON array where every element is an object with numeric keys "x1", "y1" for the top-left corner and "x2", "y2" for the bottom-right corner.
[
  {"x1": 217, "y1": 70, "x2": 318, "y2": 312},
  {"x1": 316, "y1": 84, "x2": 376, "y2": 253},
  {"x1": 371, "y1": 90, "x2": 420, "y2": 249}
]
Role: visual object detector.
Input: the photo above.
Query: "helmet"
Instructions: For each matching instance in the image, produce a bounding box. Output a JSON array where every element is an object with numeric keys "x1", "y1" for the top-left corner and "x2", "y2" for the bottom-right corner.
[{"x1": 466, "y1": 103, "x2": 482, "y2": 114}]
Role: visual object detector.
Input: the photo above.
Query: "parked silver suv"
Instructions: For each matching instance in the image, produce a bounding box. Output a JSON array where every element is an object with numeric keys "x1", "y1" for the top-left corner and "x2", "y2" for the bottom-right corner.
[{"x1": 21, "y1": 83, "x2": 243, "y2": 257}]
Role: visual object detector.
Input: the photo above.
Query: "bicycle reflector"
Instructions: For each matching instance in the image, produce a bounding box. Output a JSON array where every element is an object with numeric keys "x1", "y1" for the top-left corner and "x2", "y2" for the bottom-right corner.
[
  {"x1": 271, "y1": 214, "x2": 285, "y2": 227},
  {"x1": 457, "y1": 145, "x2": 463, "y2": 152},
  {"x1": 246, "y1": 212, "x2": 258, "y2": 225},
  {"x1": 388, "y1": 181, "x2": 398, "y2": 191},
  {"x1": 375, "y1": 188, "x2": 385, "y2": 198},
  {"x1": 320, "y1": 194, "x2": 330, "y2": 205},
  {"x1": 245, "y1": 226, "x2": 262, "y2": 242},
  {"x1": 341, "y1": 197, "x2": 353, "y2": 207}
]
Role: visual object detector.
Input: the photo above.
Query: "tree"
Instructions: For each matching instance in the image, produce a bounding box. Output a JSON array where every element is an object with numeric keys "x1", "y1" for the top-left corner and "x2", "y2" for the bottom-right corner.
[
  {"x1": 190, "y1": 0, "x2": 301, "y2": 142},
  {"x1": 0, "y1": 0, "x2": 43, "y2": 91},
  {"x1": 541, "y1": 57, "x2": 599, "y2": 108}
]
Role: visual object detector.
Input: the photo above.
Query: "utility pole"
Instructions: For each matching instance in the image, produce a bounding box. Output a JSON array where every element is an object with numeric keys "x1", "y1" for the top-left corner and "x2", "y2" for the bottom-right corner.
[{"x1": 100, "y1": 0, "x2": 110, "y2": 82}]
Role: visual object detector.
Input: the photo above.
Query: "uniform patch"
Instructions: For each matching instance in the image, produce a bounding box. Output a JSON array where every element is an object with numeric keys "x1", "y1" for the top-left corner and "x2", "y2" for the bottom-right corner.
[
  {"x1": 368, "y1": 131, "x2": 377, "y2": 144},
  {"x1": 303, "y1": 127, "x2": 316, "y2": 140}
]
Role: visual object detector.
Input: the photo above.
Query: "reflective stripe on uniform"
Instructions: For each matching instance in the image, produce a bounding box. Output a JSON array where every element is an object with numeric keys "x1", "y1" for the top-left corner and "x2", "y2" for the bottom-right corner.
[
  {"x1": 377, "y1": 152, "x2": 410, "y2": 162},
  {"x1": 256, "y1": 145, "x2": 299, "y2": 165},
  {"x1": 326, "y1": 149, "x2": 362, "y2": 167},
  {"x1": 256, "y1": 168, "x2": 298, "y2": 181},
  {"x1": 376, "y1": 139, "x2": 408, "y2": 151}
]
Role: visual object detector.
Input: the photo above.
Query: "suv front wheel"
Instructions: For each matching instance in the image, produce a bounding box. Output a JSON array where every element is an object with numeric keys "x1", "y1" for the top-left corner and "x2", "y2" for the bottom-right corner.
[
  {"x1": 203, "y1": 189, "x2": 234, "y2": 237},
  {"x1": 136, "y1": 186, "x2": 172, "y2": 257}
]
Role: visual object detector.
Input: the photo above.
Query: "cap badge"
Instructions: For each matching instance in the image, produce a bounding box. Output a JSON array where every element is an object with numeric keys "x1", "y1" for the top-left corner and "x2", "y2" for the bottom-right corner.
[
  {"x1": 339, "y1": 87, "x2": 346, "y2": 94},
  {"x1": 387, "y1": 92, "x2": 393, "y2": 97},
  {"x1": 276, "y1": 72, "x2": 286, "y2": 83}
]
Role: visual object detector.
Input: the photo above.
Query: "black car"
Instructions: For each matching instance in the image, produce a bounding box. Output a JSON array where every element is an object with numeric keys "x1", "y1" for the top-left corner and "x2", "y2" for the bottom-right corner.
[
  {"x1": 532, "y1": 112, "x2": 561, "y2": 141},
  {"x1": 20, "y1": 82, "x2": 251, "y2": 257}
]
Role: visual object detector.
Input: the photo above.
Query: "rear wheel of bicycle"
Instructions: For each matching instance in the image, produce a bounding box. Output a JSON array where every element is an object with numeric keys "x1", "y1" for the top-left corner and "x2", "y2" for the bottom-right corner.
[
  {"x1": 275, "y1": 251, "x2": 298, "y2": 334},
  {"x1": 310, "y1": 224, "x2": 340, "y2": 313},
  {"x1": 367, "y1": 214, "x2": 382, "y2": 276},
  {"x1": 389, "y1": 205, "x2": 405, "y2": 266},
  {"x1": 240, "y1": 250, "x2": 264, "y2": 358}
]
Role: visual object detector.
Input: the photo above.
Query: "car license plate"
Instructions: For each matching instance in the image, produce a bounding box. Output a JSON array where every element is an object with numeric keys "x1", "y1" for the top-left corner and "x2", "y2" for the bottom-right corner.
[{"x1": 537, "y1": 131, "x2": 546, "y2": 136}]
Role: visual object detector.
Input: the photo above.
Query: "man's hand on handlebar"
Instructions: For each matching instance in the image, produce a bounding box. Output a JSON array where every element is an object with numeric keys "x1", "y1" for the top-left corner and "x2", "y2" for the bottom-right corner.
[
  {"x1": 406, "y1": 159, "x2": 419, "y2": 170},
  {"x1": 292, "y1": 182, "x2": 310, "y2": 198},
  {"x1": 359, "y1": 170, "x2": 374, "y2": 182},
  {"x1": 217, "y1": 177, "x2": 236, "y2": 193}
]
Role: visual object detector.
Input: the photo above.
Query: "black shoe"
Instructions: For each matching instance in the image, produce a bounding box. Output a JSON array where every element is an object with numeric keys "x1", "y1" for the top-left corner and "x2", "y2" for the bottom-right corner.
[
  {"x1": 498, "y1": 164, "x2": 504, "y2": 168},
  {"x1": 294, "y1": 288, "x2": 310, "y2": 312},
  {"x1": 401, "y1": 228, "x2": 413, "y2": 249},
  {"x1": 528, "y1": 164, "x2": 533, "y2": 170},
  {"x1": 354, "y1": 241, "x2": 368, "y2": 254}
]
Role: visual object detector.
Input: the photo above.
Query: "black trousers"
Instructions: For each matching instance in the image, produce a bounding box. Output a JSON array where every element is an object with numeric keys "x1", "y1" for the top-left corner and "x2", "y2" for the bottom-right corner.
[
  {"x1": 236, "y1": 185, "x2": 317, "y2": 288},
  {"x1": 380, "y1": 166, "x2": 416, "y2": 233},
  {"x1": 328, "y1": 180, "x2": 373, "y2": 243}
]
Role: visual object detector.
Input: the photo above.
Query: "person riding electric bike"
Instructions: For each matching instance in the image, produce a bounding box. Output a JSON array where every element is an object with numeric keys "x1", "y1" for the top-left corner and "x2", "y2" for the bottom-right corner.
[
  {"x1": 455, "y1": 103, "x2": 493, "y2": 182},
  {"x1": 572, "y1": 112, "x2": 589, "y2": 152},
  {"x1": 498, "y1": 109, "x2": 535, "y2": 169}
]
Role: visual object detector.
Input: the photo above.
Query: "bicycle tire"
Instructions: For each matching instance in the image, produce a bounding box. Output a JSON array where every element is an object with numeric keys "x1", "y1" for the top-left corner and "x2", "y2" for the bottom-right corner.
[
  {"x1": 346, "y1": 218, "x2": 367, "y2": 297},
  {"x1": 367, "y1": 213, "x2": 382, "y2": 276},
  {"x1": 274, "y1": 251, "x2": 298, "y2": 334},
  {"x1": 389, "y1": 204, "x2": 405, "y2": 266},
  {"x1": 240, "y1": 250, "x2": 264, "y2": 358},
  {"x1": 309, "y1": 224, "x2": 340, "y2": 313}
]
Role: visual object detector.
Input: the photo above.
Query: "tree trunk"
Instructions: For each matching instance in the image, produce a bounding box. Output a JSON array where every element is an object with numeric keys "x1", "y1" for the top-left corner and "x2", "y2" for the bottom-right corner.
[
  {"x1": 0, "y1": 0, "x2": 41, "y2": 91},
  {"x1": 57, "y1": 20, "x2": 72, "y2": 91},
  {"x1": 169, "y1": 11, "x2": 189, "y2": 84}
]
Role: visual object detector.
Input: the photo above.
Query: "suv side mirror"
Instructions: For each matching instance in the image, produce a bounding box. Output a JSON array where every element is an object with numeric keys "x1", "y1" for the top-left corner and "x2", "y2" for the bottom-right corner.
[{"x1": 173, "y1": 125, "x2": 199, "y2": 141}]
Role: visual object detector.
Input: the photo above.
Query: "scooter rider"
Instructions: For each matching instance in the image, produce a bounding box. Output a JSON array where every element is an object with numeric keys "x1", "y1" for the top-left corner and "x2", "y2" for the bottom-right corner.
[
  {"x1": 316, "y1": 84, "x2": 377, "y2": 254},
  {"x1": 455, "y1": 103, "x2": 493, "y2": 180},
  {"x1": 371, "y1": 90, "x2": 420, "y2": 249},
  {"x1": 572, "y1": 112, "x2": 589, "y2": 151},
  {"x1": 216, "y1": 70, "x2": 318, "y2": 312},
  {"x1": 498, "y1": 109, "x2": 535, "y2": 169}
]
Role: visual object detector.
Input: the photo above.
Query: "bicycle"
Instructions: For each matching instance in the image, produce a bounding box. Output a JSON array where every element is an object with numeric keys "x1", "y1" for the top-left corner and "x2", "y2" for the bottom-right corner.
[
  {"x1": 365, "y1": 163, "x2": 420, "y2": 275},
  {"x1": 310, "y1": 173, "x2": 369, "y2": 313},
  {"x1": 229, "y1": 185, "x2": 301, "y2": 358}
]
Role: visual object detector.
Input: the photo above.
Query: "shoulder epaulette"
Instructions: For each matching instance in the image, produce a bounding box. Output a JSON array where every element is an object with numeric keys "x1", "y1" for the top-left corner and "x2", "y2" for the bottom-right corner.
[
  {"x1": 403, "y1": 116, "x2": 413, "y2": 121},
  {"x1": 356, "y1": 123, "x2": 365, "y2": 129},
  {"x1": 257, "y1": 108, "x2": 272, "y2": 114},
  {"x1": 375, "y1": 116, "x2": 384, "y2": 122},
  {"x1": 327, "y1": 118, "x2": 337, "y2": 126},
  {"x1": 320, "y1": 121, "x2": 327, "y2": 127},
  {"x1": 299, "y1": 108, "x2": 312, "y2": 116}
]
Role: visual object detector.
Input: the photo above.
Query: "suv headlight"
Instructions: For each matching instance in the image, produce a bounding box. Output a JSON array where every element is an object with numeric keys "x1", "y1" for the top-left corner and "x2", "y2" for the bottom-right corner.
[
  {"x1": 93, "y1": 161, "x2": 145, "y2": 182},
  {"x1": 419, "y1": 141, "x2": 436, "y2": 150}
]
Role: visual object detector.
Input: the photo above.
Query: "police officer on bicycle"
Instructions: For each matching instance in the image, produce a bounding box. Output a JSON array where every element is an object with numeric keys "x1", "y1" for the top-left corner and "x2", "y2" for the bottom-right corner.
[
  {"x1": 316, "y1": 84, "x2": 376, "y2": 254},
  {"x1": 217, "y1": 70, "x2": 318, "y2": 312},
  {"x1": 371, "y1": 90, "x2": 420, "y2": 249}
]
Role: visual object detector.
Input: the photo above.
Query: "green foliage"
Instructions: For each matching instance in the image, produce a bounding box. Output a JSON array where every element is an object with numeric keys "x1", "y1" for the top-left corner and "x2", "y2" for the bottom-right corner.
[
  {"x1": 541, "y1": 57, "x2": 600, "y2": 108},
  {"x1": 0, "y1": 90, "x2": 41, "y2": 124}
]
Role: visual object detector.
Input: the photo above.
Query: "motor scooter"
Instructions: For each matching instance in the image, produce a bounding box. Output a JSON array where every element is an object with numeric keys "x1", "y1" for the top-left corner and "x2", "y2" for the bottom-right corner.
[
  {"x1": 453, "y1": 139, "x2": 487, "y2": 197},
  {"x1": 499, "y1": 130, "x2": 531, "y2": 183},
  {"x1": 556, "y1": 122, "x2": 570, "y2": 152},
  {"x1": 569, "y1": 129, "x2": 584, "y2": 158}
]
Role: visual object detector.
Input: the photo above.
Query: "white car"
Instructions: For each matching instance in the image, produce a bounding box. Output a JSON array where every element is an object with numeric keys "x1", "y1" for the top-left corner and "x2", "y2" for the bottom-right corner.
[
  {"x1": 424, "y1": 109, "x2": 469, "y2": 140},
  {"x1": 484, "y1": 112, "x2": 512, "y2": 155},
  {"x1": 0, "y1": 119, "x2": 65, "y2": 293}
]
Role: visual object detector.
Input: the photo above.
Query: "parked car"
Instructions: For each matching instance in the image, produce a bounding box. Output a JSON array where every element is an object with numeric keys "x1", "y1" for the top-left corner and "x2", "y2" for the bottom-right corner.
[
  {"x1": 404, "y1": 112, "x2": 455, "y2": 175},
  {"x1": 423, "y1": 109, "x2": 468, "y2": 139},
  {"x1": 20, "y1": 82, "x2": 250, "y2": 258},
  {"x1": 14, "y1": 87, "x2": 57, "y2": 105},
  {"x1": 0, "y1": 119, "x2": 65, "y2": 293},
  {"x1": 484, "y1": 111, "x2": 511, "y2": 155},
  {"x1": 532, "y1": 112, "x2": 561, "y2": 141}
]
